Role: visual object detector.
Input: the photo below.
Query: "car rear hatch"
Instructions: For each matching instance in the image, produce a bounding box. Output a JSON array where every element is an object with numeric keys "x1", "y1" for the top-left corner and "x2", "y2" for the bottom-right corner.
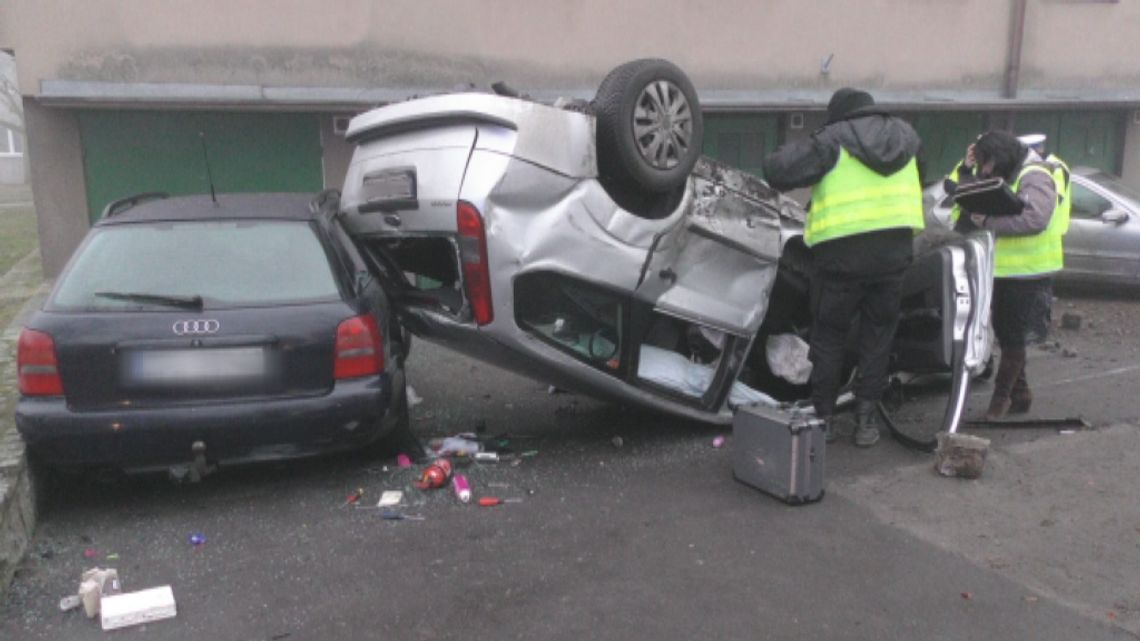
[
  {"x1": 41, "y1": 218, "x2": 355, "y2": 411},
  {"x1": 339, "y1": 93, "x2": 596, "y2": 319}
]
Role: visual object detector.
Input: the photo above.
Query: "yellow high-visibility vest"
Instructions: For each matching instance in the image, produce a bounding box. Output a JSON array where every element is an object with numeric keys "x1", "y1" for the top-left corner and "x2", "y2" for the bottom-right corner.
[
  {"x1": 994, "y1": 163, "x2": 1063, "y2": 277},
  {"x1": 1046, "y1": 153, "x2": 1072, "y2": 236},
  {"x1": 806, "y1": 148, "x2": 924, "y2": 247}
]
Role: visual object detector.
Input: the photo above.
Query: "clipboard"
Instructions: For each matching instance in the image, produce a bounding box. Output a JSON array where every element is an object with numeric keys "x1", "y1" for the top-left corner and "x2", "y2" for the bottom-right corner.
[{"x1": 952, "y1": 178, "x2": 1024, "y2": 217}]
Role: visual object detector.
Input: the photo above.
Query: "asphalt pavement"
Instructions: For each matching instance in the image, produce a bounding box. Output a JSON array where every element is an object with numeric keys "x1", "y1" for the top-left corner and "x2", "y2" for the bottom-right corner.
[{"x1": 2, "y1": 307, "x2": 1139, "y2": 640}]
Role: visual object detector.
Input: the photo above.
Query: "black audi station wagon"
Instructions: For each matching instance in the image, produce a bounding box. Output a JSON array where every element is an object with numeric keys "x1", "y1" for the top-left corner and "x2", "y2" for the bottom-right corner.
[{"x1": 16, "y1": 192, "x2": 410, "y2": 476}]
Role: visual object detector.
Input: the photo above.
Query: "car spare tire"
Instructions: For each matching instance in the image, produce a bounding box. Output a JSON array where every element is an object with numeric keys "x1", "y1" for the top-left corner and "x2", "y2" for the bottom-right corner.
[{"x1": 594, "y1": 59, "x2": 704, "y2": 200}]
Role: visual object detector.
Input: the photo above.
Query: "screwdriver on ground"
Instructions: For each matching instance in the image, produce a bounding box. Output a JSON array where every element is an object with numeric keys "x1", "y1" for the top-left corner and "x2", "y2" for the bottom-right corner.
[
  {"x1": 380, "y1": 510, "x2": 425, "y2": 521},
  {"x1": 478, "y1": 497, "x2": 523, "y2": 507}
]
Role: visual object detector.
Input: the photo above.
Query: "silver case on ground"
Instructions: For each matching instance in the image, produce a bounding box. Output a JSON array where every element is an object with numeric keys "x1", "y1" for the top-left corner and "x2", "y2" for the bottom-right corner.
[{"x1": 732, "y1": 403, "x2": 826, "y2": 505}]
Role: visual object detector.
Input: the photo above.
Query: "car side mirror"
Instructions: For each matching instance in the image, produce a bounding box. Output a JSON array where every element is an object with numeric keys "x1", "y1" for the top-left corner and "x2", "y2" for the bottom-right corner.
[{"x1": 1101, "y1": 209, "x2": 1129, "y2": 225}]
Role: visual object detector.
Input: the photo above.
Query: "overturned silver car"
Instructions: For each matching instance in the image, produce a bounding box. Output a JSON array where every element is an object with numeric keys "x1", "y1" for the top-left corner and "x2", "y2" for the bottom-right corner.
[{"x1": 338, "y1": 59, "x2": 993, "y2": 433}]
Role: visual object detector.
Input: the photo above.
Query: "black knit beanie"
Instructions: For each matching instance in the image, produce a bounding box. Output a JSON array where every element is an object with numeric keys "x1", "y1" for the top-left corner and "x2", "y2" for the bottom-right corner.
[{"x1": 827, "y1": 88, "x2": 875, "y2": 124}]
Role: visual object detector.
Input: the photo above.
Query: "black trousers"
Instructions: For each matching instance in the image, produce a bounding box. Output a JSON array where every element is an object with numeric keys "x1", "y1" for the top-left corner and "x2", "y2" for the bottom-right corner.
[
  {"x1": 992, "y1": 276, "x2": 1053, "y2": 349},
  {"x1": 809, "y1": 271, "x2": 904, "y2": 417}
]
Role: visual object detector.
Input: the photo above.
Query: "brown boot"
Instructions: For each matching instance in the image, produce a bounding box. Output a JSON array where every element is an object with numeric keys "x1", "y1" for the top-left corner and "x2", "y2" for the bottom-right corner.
[
  {"x1": 984, "y1": 348, "x2": 1026, "y2": 420},
  {"x1": 1009, "y1": 366, "x2": 1032, "y2": 414}
]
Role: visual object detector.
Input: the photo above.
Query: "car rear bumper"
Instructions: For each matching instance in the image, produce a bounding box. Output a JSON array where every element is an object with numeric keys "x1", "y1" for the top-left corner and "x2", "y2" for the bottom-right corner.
[{"x1": 15, "y1": 374, "x2": 401, "y2": 471}]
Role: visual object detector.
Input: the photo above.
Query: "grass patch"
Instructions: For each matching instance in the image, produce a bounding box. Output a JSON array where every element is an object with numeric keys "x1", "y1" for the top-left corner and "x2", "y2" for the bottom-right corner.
[{"x1": 0, "y1": 204, "x2": 38, "y2": 276}]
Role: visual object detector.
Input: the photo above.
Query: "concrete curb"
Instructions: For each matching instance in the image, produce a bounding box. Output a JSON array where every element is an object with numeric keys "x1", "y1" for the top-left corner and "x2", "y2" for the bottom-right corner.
[{"x1": 0, "y1": 250, "x2": 50, "y2": 599}]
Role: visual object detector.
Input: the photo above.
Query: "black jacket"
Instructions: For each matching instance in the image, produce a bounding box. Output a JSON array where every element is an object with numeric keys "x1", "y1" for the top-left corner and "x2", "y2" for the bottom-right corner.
[{"x1": 762, "y1": 112, "x2": 923, "y2": 278}]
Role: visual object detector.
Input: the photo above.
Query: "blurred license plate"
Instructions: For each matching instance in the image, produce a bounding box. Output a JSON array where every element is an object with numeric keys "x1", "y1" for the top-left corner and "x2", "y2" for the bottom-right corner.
[
  {"x1": 360, "y1": 167, "x2": 417, "y2": 212},
  {"x1": 124, "y1": 348, "x2": 267, "y2": 386}
]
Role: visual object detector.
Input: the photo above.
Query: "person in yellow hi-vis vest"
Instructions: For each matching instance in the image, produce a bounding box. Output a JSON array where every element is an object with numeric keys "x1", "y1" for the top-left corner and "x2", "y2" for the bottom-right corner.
[
  {"x1": 954, "y1": 131, "x2": 1059, "y2": 420},
  {"x1": 1018, "y1": 133, "x2": 1072, "y2": 237},
  {"x1": 762, "y1": 89, "x2": 924, "y2": 447}
]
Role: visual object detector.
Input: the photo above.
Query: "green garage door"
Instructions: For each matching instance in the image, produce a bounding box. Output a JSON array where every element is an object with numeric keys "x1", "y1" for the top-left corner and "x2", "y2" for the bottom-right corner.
[
  {"x1": 902, "y1": 112, "x2": 987, "y2": 185},
  {"x1": 78, "y1": 111, "x2": 323, "y2": 223},
  {"x1": 702, "y1": 113, "x2": 778, "y2": 177},
  {"x1": 1013, "y1": 110, "x2": 1124, "y2": 174}
]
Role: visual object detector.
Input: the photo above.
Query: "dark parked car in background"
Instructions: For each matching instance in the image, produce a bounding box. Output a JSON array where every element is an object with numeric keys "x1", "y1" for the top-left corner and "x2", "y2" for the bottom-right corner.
[{"x1": 16, "y1": 192, "x2": 410, "y2": 477}]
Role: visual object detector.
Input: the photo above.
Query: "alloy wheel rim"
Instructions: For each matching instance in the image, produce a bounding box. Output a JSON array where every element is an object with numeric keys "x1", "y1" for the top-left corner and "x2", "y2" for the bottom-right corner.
[{"x1": 633, "y1": 80, "x2": 692, "y2": 170}]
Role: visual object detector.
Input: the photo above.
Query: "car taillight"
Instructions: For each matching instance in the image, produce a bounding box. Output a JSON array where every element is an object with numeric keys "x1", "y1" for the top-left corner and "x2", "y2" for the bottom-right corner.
[
  {"x1": 18, "y1": 328, "x2": 64, "y2": 396},
  {"x1": 457, "y1": 200, "x2": 493, "y2": 326},
  {"x1": 334, "y1": 314, "x2": 383, "y2": 380}
]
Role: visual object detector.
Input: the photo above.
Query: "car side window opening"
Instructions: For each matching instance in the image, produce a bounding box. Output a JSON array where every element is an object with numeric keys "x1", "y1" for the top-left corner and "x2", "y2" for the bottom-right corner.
[
  {"x1": 515, "y1": 273, "x2": 624, "y2": 371},
  {"x1": 638, "y1": 311, "x2": 778, "y2": 408},
  {"x1": 51, "y1": 220, "x2": 342, "y2": 310},
  {"x1": 1070, "y1": 183, "x2": 1113, "y2": 220}
]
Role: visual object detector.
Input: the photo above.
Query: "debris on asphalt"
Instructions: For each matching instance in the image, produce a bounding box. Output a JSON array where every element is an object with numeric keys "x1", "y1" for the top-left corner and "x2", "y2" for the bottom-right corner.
[
  {"x1": 413, "y1": 458, "x2": 453, "y2": 489},
  {"x1": 961, "y1": 591, "x2": 972, "y2": 600},
  {"x1": 474, "y1": 451, "x2": 500, "y2": 463},
  {"x1": 341, "y1": 488, "x2": 365, "y2": 508},
  {"x1": 83, "y1": 548, "x2": 98, "y2": 559},
  {"x1": 377, "y1": 490, "x2": 403, "y2": 508},
  {"x1": 430, "y1": 435, "x2": 482, "y2": 457},
  {"x1": 105, "y1": 553, "x2": 120, "y2": 561},
  {"x1": 380, "y1": 510, "x2": 425, "y2": 521},
  {"x1": 965, "y1": 416, "x2": 1090, "y2": 430},
  {"x1": 1062, "y1": 348, "x2": 1079, "y2": 358},
  {"x1": 611, "y1": 436, "x2": 624, "y2": 448},
  {"x1": 100, "y1": 585, "x2": 177, "y2": 631},
  {"x1": 520, "y1": 450, "x2": 539, "y2": 458},
  {"x1": 77, "y1": 567, "x2": 120, "y2": 618},
  {"x1": 396, "y1": 453, "x2": 413, "y2": 468},
  {"x1": 1060, "y1": 312, "x2": 1082, "y2": 330},
  {"x1": 477, "y1": 497, "x2": 522, "y2": 507},
  {"x1": 712, "y1": 435, "x2": 726, "y2": 448},
  {"x1": 59, "y1": 595, "x2": 82, "y2": 612},
  {"x1": 934, "y1": 432, "x2": 990, "y2": 479},
  {"x1": 188, "y1": 533, "x2": 207, "y2": 547},
  {"x1": 407, "y1": 384, "x2": 424, "y2": 407},
  {"x1": 452, "y1": 474, "x2": 472, "y2": 503}
]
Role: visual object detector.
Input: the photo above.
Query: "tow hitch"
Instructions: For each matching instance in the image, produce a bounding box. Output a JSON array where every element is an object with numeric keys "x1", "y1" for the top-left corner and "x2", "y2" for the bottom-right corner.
[{"x1": 168, "y1": 440, "x2": 217, "y2": 483}]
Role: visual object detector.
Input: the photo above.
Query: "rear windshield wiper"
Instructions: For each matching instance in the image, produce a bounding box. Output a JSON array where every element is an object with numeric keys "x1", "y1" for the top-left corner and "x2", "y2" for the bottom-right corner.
[{"x1": 94, "y1": 291, "x2": 204, "y2": 310}]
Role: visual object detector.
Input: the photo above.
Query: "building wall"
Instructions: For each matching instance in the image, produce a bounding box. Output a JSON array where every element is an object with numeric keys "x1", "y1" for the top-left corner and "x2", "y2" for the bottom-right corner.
[
  {"x1": 1123, "y1": 111, "x2": 1140, "y2": 188},
  {"x1": 22, "y1": 100, "x2": 89, "y2": 276},
  {"x1": 2, "y1": 1, "x2": 1138, "y2": 97},
  {"x1": 0, "y1": 157, "x2": 25, "y2": 184}
]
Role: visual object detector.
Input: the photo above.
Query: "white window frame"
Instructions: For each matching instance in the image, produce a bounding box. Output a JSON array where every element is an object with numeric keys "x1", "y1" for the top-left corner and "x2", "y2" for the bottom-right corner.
[{"x1": 0, "y1": 127, "x2": 21, "y2": 157}]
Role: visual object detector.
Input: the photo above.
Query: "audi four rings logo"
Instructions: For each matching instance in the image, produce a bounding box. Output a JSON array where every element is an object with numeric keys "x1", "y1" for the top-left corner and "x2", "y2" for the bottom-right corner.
[{"x1": 173, "y1": 319, "x2": 220, "y2": 335}]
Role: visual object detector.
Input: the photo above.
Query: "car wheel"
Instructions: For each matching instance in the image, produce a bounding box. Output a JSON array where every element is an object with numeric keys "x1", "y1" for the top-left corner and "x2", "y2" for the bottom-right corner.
[{"x1": 593, "y1": 59, "x2": 704, "y2": 207}]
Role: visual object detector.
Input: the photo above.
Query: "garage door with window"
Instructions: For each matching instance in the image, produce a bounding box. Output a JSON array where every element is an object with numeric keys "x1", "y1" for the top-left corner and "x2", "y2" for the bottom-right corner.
[
  {"x1": 701, "y1": 114, "x2": 778, "y2": 178},
  {"x1": 1013, "y1": 110, "x2": 1124, "y2": 175},
  {"x1": 903, "y1": 112, "x2": 987, "y2": 185},
  {"x1": 78, "y1": 111, "x2": 323, "y2": 223}
]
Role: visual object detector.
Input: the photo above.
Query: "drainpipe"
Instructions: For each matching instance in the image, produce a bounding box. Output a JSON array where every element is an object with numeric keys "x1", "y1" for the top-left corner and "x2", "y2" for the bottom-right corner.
[{"x1": 1005, "y1": 0, "x2": 1028, "y2": 99}]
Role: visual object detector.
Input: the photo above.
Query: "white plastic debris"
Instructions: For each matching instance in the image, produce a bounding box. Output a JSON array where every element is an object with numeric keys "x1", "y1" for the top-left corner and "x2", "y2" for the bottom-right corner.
[
  {"x1": 377, "y1": 490, "x2": 403, "y2": 508},
  {"x1": 766, "y1": 333, "x2": 812, "y2": 385},
  {"x1": 406, "y1": 384, "x2": 424, "y2": 407},
  {"x1": 100, "y1": 585, "x2": 177, "y2": 631},
  {"x1": 59, "y1": 595, "x2": 82, "y2": 612},
  {"x1": 637, "y1": 345, "x2": 778, "y2": 408}
]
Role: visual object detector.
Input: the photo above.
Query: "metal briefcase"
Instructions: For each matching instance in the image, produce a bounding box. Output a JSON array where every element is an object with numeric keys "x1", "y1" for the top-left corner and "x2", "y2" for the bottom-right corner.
[{"x1": 732, "y1": 403, "x2": 826, "y2": 505}]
